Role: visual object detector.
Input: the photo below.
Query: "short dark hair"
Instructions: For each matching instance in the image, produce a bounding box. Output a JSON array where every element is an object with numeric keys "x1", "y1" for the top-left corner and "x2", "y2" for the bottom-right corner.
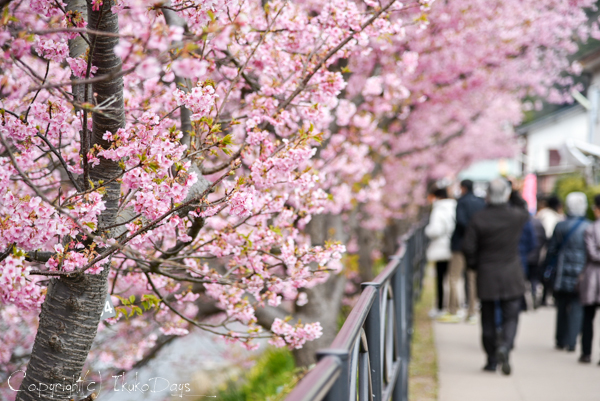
[
  {"x1": 547, "y1": 195, "x2": 561, "y2": 211},
  {"x1": 460, "y1": 179, "x2": 474, "y2": 192},
  {"x1": 432, "y1": 187, "x2": 448, "y2": 199},
  {"x1": 594, "y1": 194, "x2": 600, "y2": 208}
]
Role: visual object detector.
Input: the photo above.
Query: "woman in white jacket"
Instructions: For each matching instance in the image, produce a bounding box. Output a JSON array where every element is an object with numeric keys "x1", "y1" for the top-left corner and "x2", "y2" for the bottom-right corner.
[{"x1": 425, "y1": 187, "x2": 457, "y2": 316}]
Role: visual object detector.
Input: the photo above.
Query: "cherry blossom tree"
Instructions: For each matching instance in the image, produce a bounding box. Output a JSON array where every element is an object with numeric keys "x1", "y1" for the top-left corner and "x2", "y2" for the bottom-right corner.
[
  {"x1": 281, "y1": 0, "x2": 597, "y2": 365},
  {"x1": 0, "y1": 0, "x2": 596, "y2": 399}
]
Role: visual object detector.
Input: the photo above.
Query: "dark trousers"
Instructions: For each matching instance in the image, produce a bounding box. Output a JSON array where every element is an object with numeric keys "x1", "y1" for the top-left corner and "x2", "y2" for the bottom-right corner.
[
  {"x1": 581, "y1": 304, "x2": 600, "y2": 356},
  {"x1": 435, "y1": 261, "x2": 449, "y2": 310},
  {"x1": 464, "y1": 268, "x2": 471, "y2": 308},
  {"x1": 554, "y1": 291, "x2": 583, "y2": 349},
  {"x1": 481, "y1": 298, "x2": 521, "y2": 363},
  {"x1": 542, "y1": 280, "x2": 553, "y2": 306}
]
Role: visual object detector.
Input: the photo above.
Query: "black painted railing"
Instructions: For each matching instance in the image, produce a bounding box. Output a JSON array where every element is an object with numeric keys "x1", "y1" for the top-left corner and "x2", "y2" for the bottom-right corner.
[{"x1": 285, "y1": 222, "x2": 428, "y2": 401}]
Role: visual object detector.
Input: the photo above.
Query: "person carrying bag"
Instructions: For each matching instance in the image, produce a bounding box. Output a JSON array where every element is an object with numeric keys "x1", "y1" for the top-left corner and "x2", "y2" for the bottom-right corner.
[
  {"x1": 544, "y1": 192, "x2": 590, "y2": 352},
  {"x1": 543, "y1": 217, "x2": 585, "y2": 287}
]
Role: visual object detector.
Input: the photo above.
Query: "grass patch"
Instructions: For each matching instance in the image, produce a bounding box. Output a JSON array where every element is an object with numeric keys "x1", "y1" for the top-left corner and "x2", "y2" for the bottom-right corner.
[
  {"x1": 409, "y1": 265, "x2": 438, "y2": 401},
  {"x1": 215, "y1": 347, "x2": 306, "y2": 401}
]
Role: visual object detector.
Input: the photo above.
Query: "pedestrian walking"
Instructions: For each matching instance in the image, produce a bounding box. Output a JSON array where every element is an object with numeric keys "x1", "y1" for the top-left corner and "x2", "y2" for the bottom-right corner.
[
  {"x1": 510, "y1": 187, "x2": 537, "y2": 311},
  {"x1": 538, "y1": 195, "x2": 564, "y2": 238},
  {"x1": 538, "y1": 196, "x2": 565, "y2": 306},
  {"x1": 578, "y1": 194, "x2": 600, "y2": 364},
  {"x1": 509, "y1": 188, "x2": 537, "y2": 278},
  {"x1": 425, "y1": 187, "x2": 457, "y2": 318},
  {"x1": 528, "y1": 216, "x2": 547, "y2": 308},
  {"x1": 545, "y1": 192, "x2": 590, "y2": 352},
  {"x1": 441, "y1": 179, "x2": 485, "y2": 323},
  {"x1": 462, "y1": 178, "x2": 529, "y2": 375}
]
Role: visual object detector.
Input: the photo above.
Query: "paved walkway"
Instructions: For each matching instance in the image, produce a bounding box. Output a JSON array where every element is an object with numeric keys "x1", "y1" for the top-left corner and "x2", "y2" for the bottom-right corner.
[{"x1": 434, "y1": 307, "x2": 600, "y2": 401}]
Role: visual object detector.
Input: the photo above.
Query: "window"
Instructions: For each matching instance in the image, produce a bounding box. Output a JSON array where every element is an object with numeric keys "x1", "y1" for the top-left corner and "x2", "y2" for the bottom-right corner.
[{"x1": 549, "y1": 149, "x2": 561, "y2": 167}]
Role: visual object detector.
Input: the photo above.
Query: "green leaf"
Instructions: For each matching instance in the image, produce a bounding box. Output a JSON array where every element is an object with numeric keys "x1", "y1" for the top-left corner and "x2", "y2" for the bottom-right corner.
[
  {"x1": 115, "y1": 295, "x2": 128, "y2": 305},
  {"x1": 129, "y1": 295, "x2": 136, "y2": 304},
  {"x1": 147, "y1": 161, "x2": 160, "y2": 172},
  {"x1": 115, "y1": 307, "x2": 128, "y2": 319},
  {"x1": 142, "y1": 294, "x2": 160, "y2": 308},
  {"x1": 12, "y1": 246, "x2": 26, "y2": 258}
]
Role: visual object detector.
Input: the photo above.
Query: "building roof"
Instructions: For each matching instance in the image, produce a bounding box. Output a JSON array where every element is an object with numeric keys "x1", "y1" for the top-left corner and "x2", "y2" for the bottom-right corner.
[{"x1": 516, "y1": 104, "x2": 585, "y2": 136}]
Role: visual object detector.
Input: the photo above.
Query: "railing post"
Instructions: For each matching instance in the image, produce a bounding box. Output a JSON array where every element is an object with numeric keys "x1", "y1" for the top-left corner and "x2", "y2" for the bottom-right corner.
[
  {"x1": 284, "y1": 222, "x2": 428, "y2": 401},
  {"x1": 362, "y1": 282, "x2": 382, "y2": 401},
  {"x1": 317, "y1": 349, "x2": 349, "y2": 401},
  {"x1": 389, "y1": 255, "x2": 402, "y2": 401},
  {"x1": 407, "y1": 235, "x2": 416, "y2": 351},
  {"x1": 393, "y1": 247, "x2": 410, "y2": 401}
]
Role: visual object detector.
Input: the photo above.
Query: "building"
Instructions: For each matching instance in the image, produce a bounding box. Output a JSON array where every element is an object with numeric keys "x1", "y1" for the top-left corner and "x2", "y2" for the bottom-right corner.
[{"x1": 516, "y1": 47, "x2": 600, "y2": 194}]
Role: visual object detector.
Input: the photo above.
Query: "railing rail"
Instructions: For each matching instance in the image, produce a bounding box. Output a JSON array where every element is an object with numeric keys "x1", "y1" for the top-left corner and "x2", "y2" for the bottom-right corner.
[{"x1": 285, "y1": 222, "x2": 428, "y2": 401}]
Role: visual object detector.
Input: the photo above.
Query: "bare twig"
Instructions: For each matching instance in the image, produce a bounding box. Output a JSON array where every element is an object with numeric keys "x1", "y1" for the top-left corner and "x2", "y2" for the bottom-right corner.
[
  {"x1": 35, "y1": 132, "x2": 83, "y2": 191},
  {"x1": 24, "y1": 60, "x2": 50, "y2": 123},
  {"x1": 216, "y1": 2, "x2": 288, "y2": 120},
  {"x1": 201, "y1": 145, "x2": 244, "y2": 175}
]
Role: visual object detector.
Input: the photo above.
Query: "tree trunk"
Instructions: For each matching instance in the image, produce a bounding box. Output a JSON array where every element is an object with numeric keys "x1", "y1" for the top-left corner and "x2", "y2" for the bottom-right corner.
[
  {"x1": 17, "y1": 2, "x2": 124, "y2": 399},
  {"x1": 292, "y1": 214, "x2": 348, "y2": 367},
  {"x1": 382, "y1": 218, "x2": 406, "y2": 260},
  {"x1": 292, "y1": 275, "x2": 346, "y2": 367},
  {"x1": 357, "y1": 225, "x2": 377, "y2": 282},
  {"x1": 67, "y1": 0, "x2": 88, "y2": 105},
  {"x1": 162, "y1": 4, "x2": 193, "y2": 148}
]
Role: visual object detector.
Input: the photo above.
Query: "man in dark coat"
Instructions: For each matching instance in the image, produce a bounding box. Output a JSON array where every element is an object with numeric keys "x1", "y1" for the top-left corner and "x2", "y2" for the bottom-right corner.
[
  {"x1": 443, "y1": 179, "x2": 485, "y2": 322},
  {"x1": 463, "y1": 178, "x2": 529, "y2": 375}
]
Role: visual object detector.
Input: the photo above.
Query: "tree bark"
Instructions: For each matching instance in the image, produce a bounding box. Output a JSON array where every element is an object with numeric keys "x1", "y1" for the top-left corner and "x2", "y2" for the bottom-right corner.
[
  {"x1": 292, "y1": 214, "x2": 348, "y2": 367},
  {"x1": 67, "y1": 0, "x2": 88, "y2": 105},
  {"x1": 357, "y1": 225, "x2": 377, "y2": 282},
  {"x1": 292, "y1": 275, "x2": 346, "y2": 367},
  {"x1": 17, "y1": 1, "x2": 124, "y2": 399},
  {"x1": 162, "y1": 4, "x2": 193, "y2": 148}
]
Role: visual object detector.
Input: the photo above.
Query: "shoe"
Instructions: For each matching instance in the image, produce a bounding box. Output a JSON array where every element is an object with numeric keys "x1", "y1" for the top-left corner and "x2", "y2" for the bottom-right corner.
[
  {"x1": 579, "y1": 355, "x2": 591, "y2": 363},
  {"x1": 483, "y1": 362, "x2": 497, "y2": 372},
  {"x1": 567, "y1": 346, "x2": 576, "y2": 352},
  {"x1": 555, "y1": 344, "x2": 565, "y2": 351},
  {"x1": 466, "y1": 315, "x2": 478, "y2": 325},
  {"x1": 496, "y1": 346, "x2": 511, "y2": 376},
  {"x1": 437, "y1": 313, "x2": 461, "y2": 323},
  {"x1": 428, "y1": 308, "x2": 442, "y2": 319}
]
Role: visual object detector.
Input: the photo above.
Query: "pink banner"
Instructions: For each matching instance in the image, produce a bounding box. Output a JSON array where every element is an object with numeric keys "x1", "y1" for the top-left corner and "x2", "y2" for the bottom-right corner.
[{"x1": 522, "y1": 173, "x2": 537, "y2": 215}]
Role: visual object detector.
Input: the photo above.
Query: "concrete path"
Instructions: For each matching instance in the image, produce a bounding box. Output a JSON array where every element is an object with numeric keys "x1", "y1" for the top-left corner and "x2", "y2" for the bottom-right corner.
[{"x1": 434, "y1": 307, "x2": 600, "y2": 401}]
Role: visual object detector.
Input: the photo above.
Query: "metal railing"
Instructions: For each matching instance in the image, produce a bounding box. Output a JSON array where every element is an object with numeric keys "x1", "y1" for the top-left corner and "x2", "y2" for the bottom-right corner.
[{"x1": 285, "y1": 223, "x2": 428, "y2": 401}]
